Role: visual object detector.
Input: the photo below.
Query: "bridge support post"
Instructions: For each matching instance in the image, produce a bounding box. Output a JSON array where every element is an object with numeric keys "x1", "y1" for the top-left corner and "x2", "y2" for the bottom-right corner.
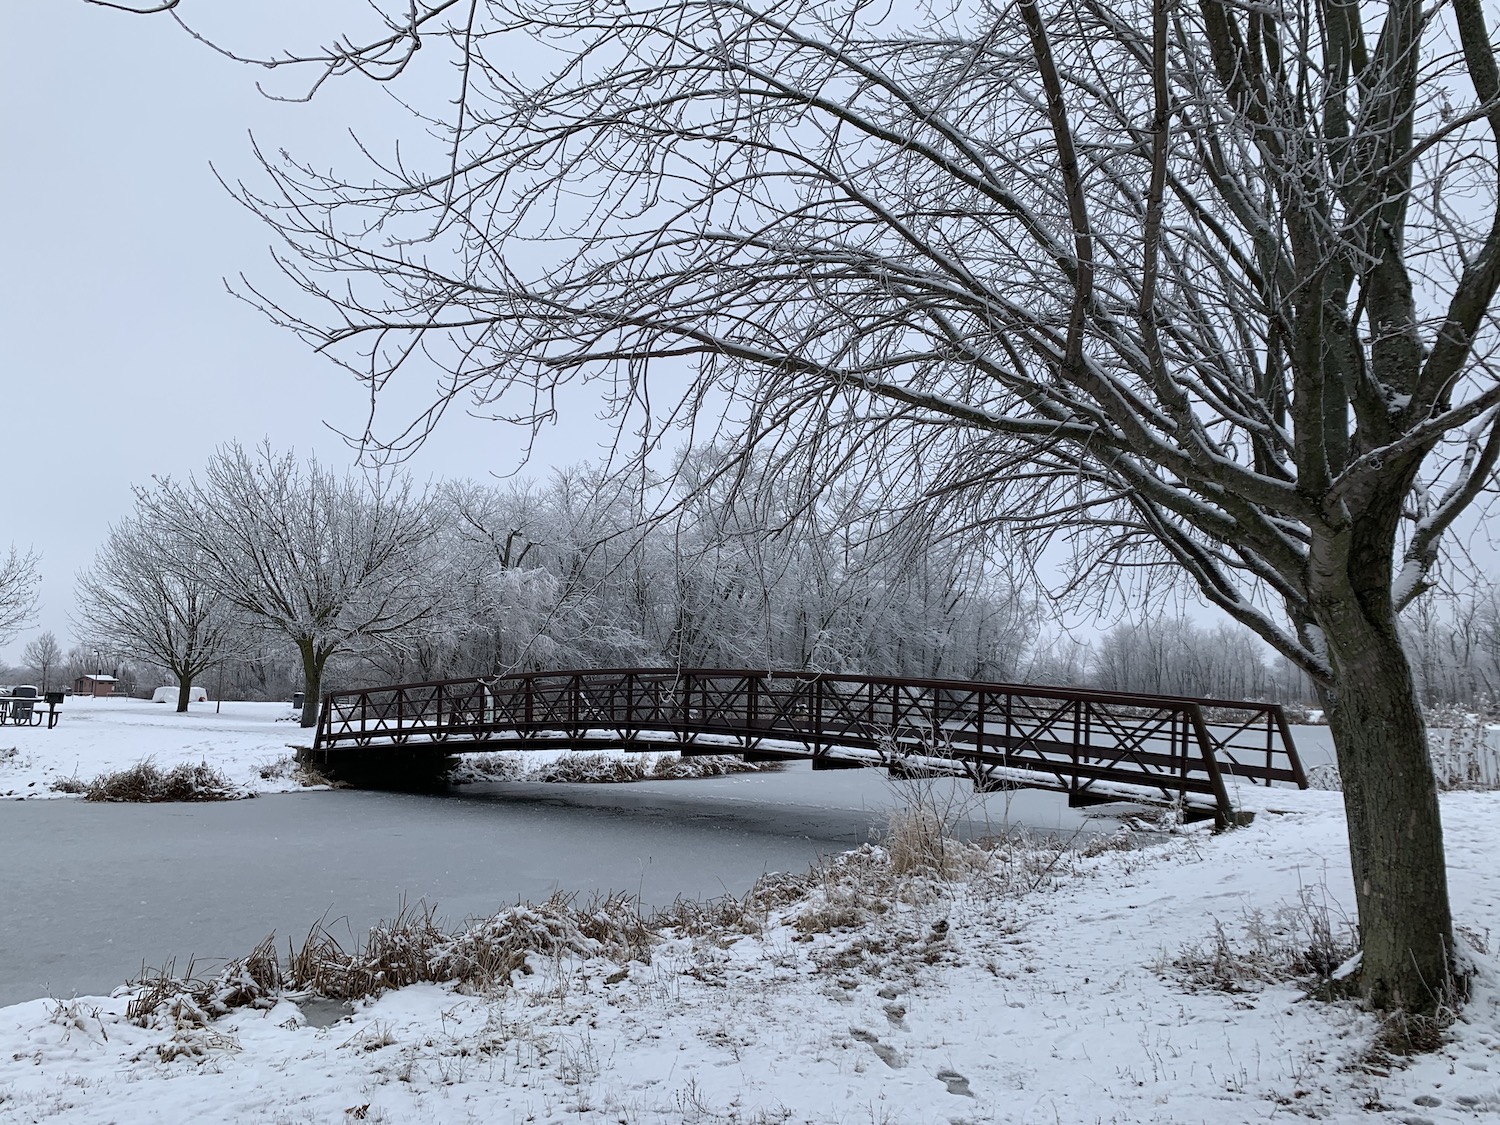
[{"x1": 1187, "y1": 706, "x2": 1247, "y2": 830}]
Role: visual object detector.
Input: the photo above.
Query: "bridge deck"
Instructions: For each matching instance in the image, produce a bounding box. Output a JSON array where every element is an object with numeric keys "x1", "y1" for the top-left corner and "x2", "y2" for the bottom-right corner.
[{"x1": 309, "y1": 669, "x2": 1306, "y2": 827}]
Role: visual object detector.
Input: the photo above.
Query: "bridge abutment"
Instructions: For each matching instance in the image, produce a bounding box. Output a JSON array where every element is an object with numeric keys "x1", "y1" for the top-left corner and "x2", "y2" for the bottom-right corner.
[{"x1": 300, "y1": 746, "x2": 458, "y2": 793}]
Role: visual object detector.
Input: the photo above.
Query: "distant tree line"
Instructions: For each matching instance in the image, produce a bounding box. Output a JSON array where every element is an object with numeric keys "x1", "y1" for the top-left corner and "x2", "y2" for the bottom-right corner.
[
  {"x1": 1400, "y1": 589, "x2": 1500, "y2": 708},
  {"x1": 57, "y1": 442, "x2": 1037, "y2": 724},
  {"x1": 8, "y1": 442, "x2": 1496, "y2": 718}
]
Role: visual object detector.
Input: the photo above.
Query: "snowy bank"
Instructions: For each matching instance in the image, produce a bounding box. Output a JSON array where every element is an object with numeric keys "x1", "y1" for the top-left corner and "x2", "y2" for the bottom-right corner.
[
  {"x1": 0, "y1": 697, "x2": 768, "y2": 801},
  {"x1": 2, "y1": 788, "x2": 1498, "y2": 1123},
  {"x1": 0, "y1": 698, "x2": 308, "y2": 800}
]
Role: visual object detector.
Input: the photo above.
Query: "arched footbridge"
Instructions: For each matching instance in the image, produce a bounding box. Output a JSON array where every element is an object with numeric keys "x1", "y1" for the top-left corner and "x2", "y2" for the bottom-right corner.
[{"x1": 307, "y1": 669, "x2": 1307, "y2": 827}]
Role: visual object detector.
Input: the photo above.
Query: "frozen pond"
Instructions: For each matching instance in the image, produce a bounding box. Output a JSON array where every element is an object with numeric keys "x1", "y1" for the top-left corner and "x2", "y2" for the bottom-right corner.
[
  {"x1": 1290, "y1": 724, "x2": 1335, "y2": 769},
  {"x1": 0, "y1": 763, "x2": 1091, "y2": 1007}
]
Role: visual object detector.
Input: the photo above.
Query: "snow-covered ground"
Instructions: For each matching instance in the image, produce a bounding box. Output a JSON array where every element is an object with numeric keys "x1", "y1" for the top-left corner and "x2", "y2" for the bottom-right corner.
[
  {"x1": 3, "y1": 700, "x2": 1499, "y2": 1123},
  {"x1": 0, "y1": 697, "x2": 754, "y2": 799},
  {"x1": 1, "y1": 776, "x2": 1498, "y2": 1122},
  {"x1": 0, "y1": 697, "x2": 310, "y2": 799}
]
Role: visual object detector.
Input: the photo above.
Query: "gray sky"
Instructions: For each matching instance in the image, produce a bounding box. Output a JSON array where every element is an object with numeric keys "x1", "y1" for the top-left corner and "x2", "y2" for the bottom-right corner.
[
  {"x1": 7, "y1": 3, "x2": 1489, "y2": 672},
  {"x1": 1, "y1": 2, "x2": 597, "y2": 662}
]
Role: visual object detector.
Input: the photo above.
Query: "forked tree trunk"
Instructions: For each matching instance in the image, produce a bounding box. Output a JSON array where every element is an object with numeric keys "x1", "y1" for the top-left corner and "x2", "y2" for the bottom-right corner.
[{"x1": 1321, "y1": 608, "x2": 1458, "y2": 1012}]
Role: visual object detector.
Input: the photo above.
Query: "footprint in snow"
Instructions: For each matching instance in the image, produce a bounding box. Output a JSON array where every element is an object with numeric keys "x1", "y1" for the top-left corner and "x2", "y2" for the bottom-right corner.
[
  {"x1": 848, "y1": 1026, "x2": 906, "y2": 1068},
  {"x1": 936, "y1": 1069, "x2": 974, "y2": 1097}
]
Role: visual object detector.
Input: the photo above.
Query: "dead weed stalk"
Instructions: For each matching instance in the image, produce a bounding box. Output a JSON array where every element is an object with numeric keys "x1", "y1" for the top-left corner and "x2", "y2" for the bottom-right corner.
[{"x1": 1168, "y1": 882, "x2": 1360, "y2": 997}]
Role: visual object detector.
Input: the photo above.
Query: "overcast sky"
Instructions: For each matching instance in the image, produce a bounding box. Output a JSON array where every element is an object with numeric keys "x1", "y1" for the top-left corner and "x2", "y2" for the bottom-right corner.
[
  {"x1": 9, "y1": 3, "x2": 1490, "y2": 675},
  {"x1": 1, "y1": 2, "x2": 609, "y2": 663}
]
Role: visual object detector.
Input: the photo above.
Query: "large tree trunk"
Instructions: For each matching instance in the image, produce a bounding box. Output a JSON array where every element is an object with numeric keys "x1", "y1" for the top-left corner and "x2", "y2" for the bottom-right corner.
[
  {"x1": 297, "y1": 639, "x2": 325, "y2": 729},
  {"x1": 1321, "y1": 607, "x2": 1458, "y2": 1013},
  {"x1": 176, "y1": 678, "x2": 193, "y2": 713}
]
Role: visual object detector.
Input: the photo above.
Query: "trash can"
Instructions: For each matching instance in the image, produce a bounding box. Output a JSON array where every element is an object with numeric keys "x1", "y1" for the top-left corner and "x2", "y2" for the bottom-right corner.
[{"x1": 292, "y1": 691, "x2": 306, "y2": 710}]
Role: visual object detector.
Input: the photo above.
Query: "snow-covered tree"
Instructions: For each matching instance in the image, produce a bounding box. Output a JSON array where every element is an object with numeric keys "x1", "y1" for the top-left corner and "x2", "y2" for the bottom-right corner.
[
  {"x1": 19, "y1": 630, "x2": 61, "y2": 694},
  {"x1": 1090, "y1": 618, "x2": 1277, "y2": 700},
  {"x1": 73, "y1": 505, "x2": 244, "y2": 712},
  {"x1": 142, "y1": 443, "x2": 450, "y2": 726},
  {"x1": 434, "y1": 453, "x2": 1035, "y2": 680},
  {"x1": 1399, "y1": 585, "x2": 1500, "y2": 706},
  {"x1": 0, "y1": 547, "x2": 39, "y2": 649}
]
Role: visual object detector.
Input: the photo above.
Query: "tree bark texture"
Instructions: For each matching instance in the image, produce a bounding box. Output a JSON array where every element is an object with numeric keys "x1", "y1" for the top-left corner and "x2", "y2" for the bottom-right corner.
[{"x1": 1320, "y1": 605, "x2": 1457, "y2": 1010}]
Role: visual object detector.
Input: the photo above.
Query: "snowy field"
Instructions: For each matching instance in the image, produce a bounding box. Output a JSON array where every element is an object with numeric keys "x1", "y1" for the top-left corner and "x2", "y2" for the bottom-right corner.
[
  {"x1": 0, "y1": 697, "x2": 762, "y2": 799},
  {"x1": 2, "y1": 701, "x2": 1499, "y2": 1123},
  {"x1": 0, "y1": 797, "x2": 1498, "y2": 1120},
  {"x1": 0, "y1": 697, "x2": 310, "y2": 800}
]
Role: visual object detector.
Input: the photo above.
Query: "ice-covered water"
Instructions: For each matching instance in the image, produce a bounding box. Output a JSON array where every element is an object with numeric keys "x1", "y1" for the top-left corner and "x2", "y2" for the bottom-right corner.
[{"x1": 0, "y1": 764, "x2": 1088, "y2": 1006}]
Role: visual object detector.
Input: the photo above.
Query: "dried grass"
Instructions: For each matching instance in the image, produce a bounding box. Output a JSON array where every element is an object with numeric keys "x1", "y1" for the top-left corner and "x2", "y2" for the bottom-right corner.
[
  {"x1": 74, "y1": 760, "x2": 245, "y2": 803},
  {"x1": 257, "y1": 755, "x2": 335, "y2": 787},
  {"x1": 652, "y1": 893, "x2": 763, "y2": 938},
  {"x1": 433, "y1": 892, "x2": 654, "y2": 990},
  {"x1": 1168, "y1": 884, "x2": 1360, "y2": 996},
  {"x1": 884, "y1": 806, "x2": 990, "y2": 879},
  {"x1": 286, "y1": 917, "x2": 367, "y2": 1000},
  {"x1": 126, "y1": 936, "x2": 283, "y2": 1030},
  {"x1": 650, "y1": 867, "x2": 824, "y2": 940},
  {"x1": 124, "y1": 888, "x2": 664, "y2": 1021},
  {"x1": 1310, "y1": 706, "x2": 1500, "y2": 793}
]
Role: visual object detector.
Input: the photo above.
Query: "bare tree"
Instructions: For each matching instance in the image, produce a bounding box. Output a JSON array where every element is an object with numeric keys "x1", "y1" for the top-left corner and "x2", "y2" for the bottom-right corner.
[
  {"x1": 432, "y1": 455, "x2": 1034, "y2": 679},
  {"x1": 1395, "y1": 583, "x2": 1500, "y2": 706},
  {"x1": 62, "y1": 644, "x2": 97, "y2": 689},
  {"x1": 19, "y1": 630, "x2": 62, "y2": 693},
  {"x1": 1090, "y1": 618, "x2": 1277, "y2": 700},
  {"x1": 73, "y1": 505, "x2": 243, "y2": 712},
  {"x1": 142, "y1": 442, "x2": 449, "y2": 726},
  {"x1": 103, "y1": 0, "x2": 1500, "y2": 1013},
  {"x1": 0, "y1": 547, "x2": 40, "y2": 648}
]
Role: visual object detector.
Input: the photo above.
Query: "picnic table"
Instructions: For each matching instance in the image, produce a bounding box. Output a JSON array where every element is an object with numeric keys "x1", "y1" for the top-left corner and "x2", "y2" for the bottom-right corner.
[{"x1": 1, "y1": 688, "x2": 64, "y2": 728}]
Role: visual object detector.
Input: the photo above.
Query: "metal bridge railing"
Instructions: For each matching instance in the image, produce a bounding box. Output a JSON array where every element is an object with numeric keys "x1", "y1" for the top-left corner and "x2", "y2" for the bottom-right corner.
[{"x1": 314, "y1": 668, "x2": 1307, "y2": 825}]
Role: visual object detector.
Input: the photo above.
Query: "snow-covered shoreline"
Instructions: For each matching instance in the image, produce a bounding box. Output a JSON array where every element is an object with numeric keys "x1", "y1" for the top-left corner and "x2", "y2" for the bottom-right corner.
[
  {"x1": 0, "y1": 697, "x2": 765, "y2": 800},
  {"x1": 3, "y1": 781, "x2": 1499, "y2": 1123},
  {"x1": 3, "y1": 700, "x2": 1499, "y2": 1123},
  {"x1": 0, "y1": 697, "x2": 312, "y2": 801}
]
